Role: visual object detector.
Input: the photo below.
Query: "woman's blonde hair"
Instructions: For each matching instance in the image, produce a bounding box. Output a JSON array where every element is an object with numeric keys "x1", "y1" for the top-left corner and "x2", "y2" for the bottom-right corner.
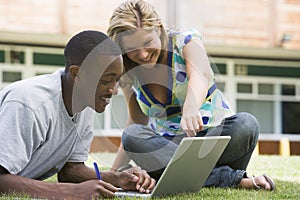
[{"x1": 107, "y1": 0, "x2": 168, "y2": 72}]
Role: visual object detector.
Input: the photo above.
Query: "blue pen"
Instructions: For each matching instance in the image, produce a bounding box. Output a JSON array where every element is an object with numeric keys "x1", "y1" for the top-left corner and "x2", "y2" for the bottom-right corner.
[{"x1": 93, "y1": 162, "x2": 102, "y2": 180}]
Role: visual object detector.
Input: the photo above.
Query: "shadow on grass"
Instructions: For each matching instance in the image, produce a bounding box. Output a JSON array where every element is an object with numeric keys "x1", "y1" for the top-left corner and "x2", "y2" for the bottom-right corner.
[
  {"x1": 1, "y1": 180, "x2": 299, "y2": 200},
  {"x1": 125, "y1": 180, "x2": 300, "y2": 200}
]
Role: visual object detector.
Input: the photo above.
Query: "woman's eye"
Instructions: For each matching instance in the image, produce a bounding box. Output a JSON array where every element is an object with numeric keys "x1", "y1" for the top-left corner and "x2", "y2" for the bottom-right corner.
[
  {"x1": 144, "y1": 40, "x2": 152, "y2": 46},
  {"x1": 124, "y1": 47, "x2": 134, "y2": 52}
]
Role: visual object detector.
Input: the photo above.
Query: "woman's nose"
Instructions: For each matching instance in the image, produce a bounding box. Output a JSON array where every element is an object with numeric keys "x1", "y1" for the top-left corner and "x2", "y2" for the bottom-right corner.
[{"x1": 138, "y1": 49, "x2": 149, "y2": 60}]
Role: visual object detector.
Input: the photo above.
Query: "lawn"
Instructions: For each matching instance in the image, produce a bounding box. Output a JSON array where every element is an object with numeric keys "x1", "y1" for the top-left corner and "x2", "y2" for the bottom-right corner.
[
  {"x1": 88, "y1": 154, "x2": 300, "y2": 200},
  {"x1": 1, "y1": 154, "x2": 300, "y2": 200}
]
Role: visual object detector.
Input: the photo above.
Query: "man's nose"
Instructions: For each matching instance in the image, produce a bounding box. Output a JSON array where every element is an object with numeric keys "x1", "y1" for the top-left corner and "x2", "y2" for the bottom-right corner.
[
  {"x1": 107, "y1": 82, "x2": 119, "y2": 95},
  {"x1": 112, "y1": 82, "x2": 119, "y2": 95}
]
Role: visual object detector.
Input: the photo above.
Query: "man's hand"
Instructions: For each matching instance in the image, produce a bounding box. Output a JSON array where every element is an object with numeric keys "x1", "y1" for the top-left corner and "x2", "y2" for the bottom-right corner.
[
  {"x1": 70, "y1": 180, "x2": 119, "y2": 199},
  {"x1": 117, "y1": 166, "x2": 156, "y2": 193},
  {"x1": 0, "y1": 171, "x2": 119, "y2": 200}
]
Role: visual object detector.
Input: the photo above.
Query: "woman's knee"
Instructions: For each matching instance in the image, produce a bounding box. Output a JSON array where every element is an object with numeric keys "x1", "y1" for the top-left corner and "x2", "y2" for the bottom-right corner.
[
  {"x1": 237, "y1": 112, "x2": 259, "y2": 132},
  {"x1": 122, "y1": 124, "x2": 143, "y2": 149},
  {"x1": 122, "y1": 124, "x2": 155, "y2": 151},
  {"x1": 235, "y1": 112, "x2": 259, "y2": 141}
]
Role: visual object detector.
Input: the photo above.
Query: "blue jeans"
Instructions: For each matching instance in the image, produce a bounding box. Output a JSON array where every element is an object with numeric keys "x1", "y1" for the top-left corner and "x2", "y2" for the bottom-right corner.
[{"x1": 122, "y1": 112, "x2": 259, "y2": 188}]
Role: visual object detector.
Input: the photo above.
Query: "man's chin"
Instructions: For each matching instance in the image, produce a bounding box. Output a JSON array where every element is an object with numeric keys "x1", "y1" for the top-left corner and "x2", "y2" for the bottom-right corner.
[
  {"x1": 93, "y1": 100, "x2": 109, "y2": 113},
  {"x1": 95, "y1": 106, "x2": 106, "y2": 113}
]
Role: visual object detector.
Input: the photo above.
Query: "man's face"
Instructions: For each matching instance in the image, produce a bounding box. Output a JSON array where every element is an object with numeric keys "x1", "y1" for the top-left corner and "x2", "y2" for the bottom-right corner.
[
  {"x1": 94, "y1": 56, "x2": 123, "y2": 113},
  {"x1": 72, "y1": 55, "x2": 123, "y2": 113}
]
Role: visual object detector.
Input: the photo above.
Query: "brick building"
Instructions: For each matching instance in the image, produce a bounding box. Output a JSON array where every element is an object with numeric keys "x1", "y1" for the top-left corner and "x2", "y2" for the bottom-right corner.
[{"x1": 0, "y1": 0, "x2": 300, "y2": 154}]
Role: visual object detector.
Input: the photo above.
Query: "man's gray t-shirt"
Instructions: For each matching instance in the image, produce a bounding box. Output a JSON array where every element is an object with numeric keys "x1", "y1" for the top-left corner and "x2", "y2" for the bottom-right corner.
[{"x1": 0, "y1": 69, "x2": 95, "y2": 180}]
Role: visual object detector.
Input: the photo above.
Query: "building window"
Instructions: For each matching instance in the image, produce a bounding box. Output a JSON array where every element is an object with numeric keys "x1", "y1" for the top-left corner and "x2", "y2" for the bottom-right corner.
[
  {"x1": 10, "y1": 50, "x2": 25, "y2": 64},
  {"x1": 282, "y1": 102, "x2": 300, "y2": 134},
  {"x1": 237, "y1": 100, "x2": 274, "y2": 133},
  {"x1": 237, "y1": 83, "x2": 252, "y2": 93},
  {"x1": 2, "y1": 71, "x2": 22, "y2": 82},
  {"x1": 258, "y1": 83, "x2": 274, "y2": 95},
  {"x1": 211, "y1": 63, "x2": 227, "y2": 75},
  {"x1": 33, "y1": 52, "x2": 64, "y2": 66},
  {"x1": 247, "y1": 65, "x2": 300, "y2": 78},
  {"x1": 235, "y1": 64, "x2": 248, "y2": 75},
  {"x1": 0, "y1": 50, "x2": 4, "y2": 63},
  {"x1": 281, "y1": 84, "x2": 295, "y2": 96}
]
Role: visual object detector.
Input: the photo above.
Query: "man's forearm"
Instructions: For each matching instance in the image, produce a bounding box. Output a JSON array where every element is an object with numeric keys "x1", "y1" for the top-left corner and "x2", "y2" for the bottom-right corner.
[
  {"x1": 58, "y1": 162, "x2": 97, "y2": 183},
  {"x1": 58, "y1": 162, "x2": 120, "y2": 187},
  {"x1": 0, "y1": 174, "x2": 71, "y2": 199}
]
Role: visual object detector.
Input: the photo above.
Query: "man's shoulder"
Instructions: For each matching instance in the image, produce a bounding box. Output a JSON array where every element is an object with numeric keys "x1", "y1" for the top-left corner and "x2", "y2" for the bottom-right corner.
[{"x1": 0, "y1": 70, "x2": 63, "y2": 108}]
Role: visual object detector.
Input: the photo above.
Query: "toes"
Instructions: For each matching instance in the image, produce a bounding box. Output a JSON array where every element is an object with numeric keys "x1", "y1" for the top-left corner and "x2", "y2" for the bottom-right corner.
[
  {"x1": 263, "y1": 174, "x2": 276, "y2": 191},
  {"x1": 254, "y1": 175, "x2": 274, "y2": 191}
]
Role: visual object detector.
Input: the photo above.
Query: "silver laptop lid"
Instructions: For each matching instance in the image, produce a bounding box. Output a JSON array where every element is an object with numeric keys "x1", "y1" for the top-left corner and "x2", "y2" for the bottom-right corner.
[{"x1": 151, "y1": 136, "x2": 231, "y2": 197}]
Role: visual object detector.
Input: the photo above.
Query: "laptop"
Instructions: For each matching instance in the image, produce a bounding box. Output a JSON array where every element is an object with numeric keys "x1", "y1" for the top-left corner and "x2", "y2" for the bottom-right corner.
[{"x1": 114, "y1": 136, "x2": 231, "y2": 198}]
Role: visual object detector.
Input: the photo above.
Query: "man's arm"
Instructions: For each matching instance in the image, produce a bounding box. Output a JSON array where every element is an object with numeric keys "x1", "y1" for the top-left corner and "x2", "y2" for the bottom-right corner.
[
  {"x1": 58, "y1": 162, "x2": 121, "y2": 187},
  {"x1": 59, "y1": 162, "x2": 155, "y2": 194},
  {"x1": 58, "y1": 162, "x2": 98, "y2": 183},
  {"x1": 0, "y1": 165, "x2": 118, "y2": 199}
]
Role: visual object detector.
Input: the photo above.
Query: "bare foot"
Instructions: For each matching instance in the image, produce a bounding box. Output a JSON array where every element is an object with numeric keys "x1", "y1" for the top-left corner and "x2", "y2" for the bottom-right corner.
[{"x1": 238, "y1": 174, "x2": 275, "y2": 191}]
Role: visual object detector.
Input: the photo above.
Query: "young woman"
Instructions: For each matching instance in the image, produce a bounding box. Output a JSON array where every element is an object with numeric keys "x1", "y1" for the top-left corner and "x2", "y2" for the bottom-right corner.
[{"x1": 107, "y1": 0, "x2": 275, "y2": 191}]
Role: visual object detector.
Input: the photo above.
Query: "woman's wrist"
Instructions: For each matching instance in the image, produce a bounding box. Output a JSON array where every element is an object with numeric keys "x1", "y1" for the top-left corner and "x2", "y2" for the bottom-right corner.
[
  {"x1": 109, "y1": 167, "x2": 118, "y2": 172},
  {"x1": 110, "y1": 163, "x2": 133, "y2": 172},
  {"x1": 117, "y1": 164, "x2": 133, "y2": 172}
]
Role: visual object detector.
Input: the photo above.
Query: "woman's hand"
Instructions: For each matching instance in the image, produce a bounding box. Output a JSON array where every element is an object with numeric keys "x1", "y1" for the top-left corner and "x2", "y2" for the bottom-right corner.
[
  {"x1": 180, "y1": 106, "x2": 204, "y2": 137},
  {"x1": 180, "y1": 39, "x2": 210, "y2": 137}
]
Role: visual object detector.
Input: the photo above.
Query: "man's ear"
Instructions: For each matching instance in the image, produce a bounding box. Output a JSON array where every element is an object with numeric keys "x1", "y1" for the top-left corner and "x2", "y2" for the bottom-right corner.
[{"x1": 69, "y1": 65, "x2": 80, "y2": 80}]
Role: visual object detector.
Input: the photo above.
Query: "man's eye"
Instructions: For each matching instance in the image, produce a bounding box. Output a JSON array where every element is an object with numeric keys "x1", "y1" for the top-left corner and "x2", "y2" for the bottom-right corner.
[{"x1": 100, "y1": 80, "x2": 110, "y2": 85}]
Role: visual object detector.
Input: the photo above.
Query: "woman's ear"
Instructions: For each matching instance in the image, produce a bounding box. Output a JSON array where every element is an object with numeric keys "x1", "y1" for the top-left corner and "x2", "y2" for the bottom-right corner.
[
  {"x1": 69, "y1": 65, "x2": 80, "y2": 80},
  {"x1": 156, "y1": 26, "x2": 162, "y2": 36}
]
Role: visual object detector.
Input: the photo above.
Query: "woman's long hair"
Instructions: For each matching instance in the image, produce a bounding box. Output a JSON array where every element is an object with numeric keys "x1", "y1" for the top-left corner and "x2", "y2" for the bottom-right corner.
[{"x1": 107, "y1": 0, "x2": 168, "y2": 74}]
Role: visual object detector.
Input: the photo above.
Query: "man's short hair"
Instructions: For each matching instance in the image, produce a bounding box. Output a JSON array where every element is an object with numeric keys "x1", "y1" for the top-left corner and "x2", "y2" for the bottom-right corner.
[{"x1": 64, "y1": 30, "x2": 121, "y2": 70}]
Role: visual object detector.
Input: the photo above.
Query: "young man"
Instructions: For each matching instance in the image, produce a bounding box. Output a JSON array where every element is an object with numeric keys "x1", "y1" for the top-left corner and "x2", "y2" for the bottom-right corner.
[{"x1": 0, "y1": 30, "x2": 155, "y2": 199}]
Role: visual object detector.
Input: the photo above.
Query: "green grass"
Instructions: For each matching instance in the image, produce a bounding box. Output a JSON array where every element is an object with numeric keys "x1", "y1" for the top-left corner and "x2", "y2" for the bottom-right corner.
[
  {"x1": 93, "y1": 154, "x2": 300, "y2": 200},
  {"x1": 1, "y1": 155, "x2": 300, "y2": 200}
]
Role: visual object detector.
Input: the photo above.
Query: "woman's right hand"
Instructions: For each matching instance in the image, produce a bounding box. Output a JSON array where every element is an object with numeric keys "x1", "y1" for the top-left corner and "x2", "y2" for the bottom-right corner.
[{"x1": 180, "y1": 107, "x2": 204, "y2": 137}]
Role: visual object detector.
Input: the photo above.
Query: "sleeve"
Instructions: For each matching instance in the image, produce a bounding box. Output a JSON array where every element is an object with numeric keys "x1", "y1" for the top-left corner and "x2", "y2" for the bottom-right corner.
[
  {"x1": 119, "y1": 73, "x2": 134, "y2": 88},
  {"x1": 173, "y1": 29, "x2": 203, "y2": 58},
  {"x1": 68, "y1": 109, "x2": 95, "y2": 162},
  {"x1": 0, "y1": 102, "x2": 45, "y2": 174}
]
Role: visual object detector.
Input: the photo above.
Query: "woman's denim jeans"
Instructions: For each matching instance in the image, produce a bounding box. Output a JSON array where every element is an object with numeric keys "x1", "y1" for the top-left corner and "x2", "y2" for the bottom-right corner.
[{"x1": 122, "y1": 112, "x2": 259, "y2": 188}]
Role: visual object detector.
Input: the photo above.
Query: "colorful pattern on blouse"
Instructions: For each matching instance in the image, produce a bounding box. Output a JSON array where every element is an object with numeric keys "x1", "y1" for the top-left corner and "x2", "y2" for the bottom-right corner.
[{"x1": 132, "y1": 29, "x2": 234, "y2": 136}]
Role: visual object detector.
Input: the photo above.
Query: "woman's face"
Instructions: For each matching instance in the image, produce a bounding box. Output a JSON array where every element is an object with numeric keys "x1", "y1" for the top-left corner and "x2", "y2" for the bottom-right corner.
[{"x1": 121, "y1": 28, "x2": 162, "y2": 69}]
